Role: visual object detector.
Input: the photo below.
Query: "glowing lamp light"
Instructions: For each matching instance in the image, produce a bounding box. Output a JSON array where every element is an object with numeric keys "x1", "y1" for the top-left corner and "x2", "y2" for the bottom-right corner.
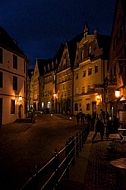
[
  {"x1": 115, "y1": 90, "x2": 120, "y2": 98},
  {"x1": 19, "y1": 96, "x2": 22, "y2": 101},
  {"x1": 96, "y1": 94, "x2": 100, "y2": 100}
]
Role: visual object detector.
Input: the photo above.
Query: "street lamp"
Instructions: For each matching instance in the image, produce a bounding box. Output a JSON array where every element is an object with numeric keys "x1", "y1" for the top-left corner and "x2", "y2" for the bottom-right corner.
[
  {"x1": 53, "y1": 93, "x2": 57, "y2": 113},
  {"x1": 115, "y1": 90, "x2": 120, "y2": 98},
  {"x1": 19, "y1": 96, "x2": 22, "y2": 101}
]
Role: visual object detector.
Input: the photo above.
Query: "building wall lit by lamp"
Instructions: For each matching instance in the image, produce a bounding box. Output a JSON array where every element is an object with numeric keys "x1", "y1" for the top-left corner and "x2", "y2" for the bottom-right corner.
[{"x1": 115, "y1": 90, "x2": 120, "y2": 98}]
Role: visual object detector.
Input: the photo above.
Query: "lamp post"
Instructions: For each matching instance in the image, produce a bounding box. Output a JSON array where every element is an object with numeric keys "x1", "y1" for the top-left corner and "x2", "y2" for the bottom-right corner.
[
  {"x1": 96, "y1": 94, "x2": 102, "y2": 117},
  {"x1": 114, "y1": 90, "x2": 121, "y2": 118},
  {"x1": 53, "y1": 93, "x2": 57, "y2": 113}
]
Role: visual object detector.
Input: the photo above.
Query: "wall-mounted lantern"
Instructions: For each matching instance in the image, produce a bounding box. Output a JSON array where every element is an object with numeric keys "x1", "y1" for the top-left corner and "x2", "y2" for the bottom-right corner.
[
  {"x1": 115, "y1": 90, "x2": 120, "y2": 98},
  {"x1": 19, "y1": 96, "x2": 22, "y2": 101}
]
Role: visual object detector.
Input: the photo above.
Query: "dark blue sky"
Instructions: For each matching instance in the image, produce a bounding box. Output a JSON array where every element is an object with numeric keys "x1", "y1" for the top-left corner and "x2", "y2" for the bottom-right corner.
[{"x1": 0, "y1": 0, "x2": 116, "y2": 68}]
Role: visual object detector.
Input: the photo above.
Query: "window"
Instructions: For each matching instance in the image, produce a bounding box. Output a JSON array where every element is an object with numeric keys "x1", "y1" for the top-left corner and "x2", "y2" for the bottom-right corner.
[
  {"x1": 24, "y1": 80, "x2": 26, "y2": 93},
  {"x1": 88, "y1": 68, "x2": 92, "y2": 75},
  {"x1": 82, "y1": 86, "x2": 85, "y2": 94},
  {"x1": 76, "y1": 73, "x2": 78, "y2": 79},
  {"x1": 87, "y1": 85, "x2": 90, "y2": 92},
  {"x1": 13, "y1": 76, "x2": 17, "y2": 91},
  {"x1": 0, "y1": 71, "x2": 3, "y2": 88},
  {"x1": 11, "y1": 100, "x2": 15, "y2": 114},
  {"x1": 95, "y1": 65, "x2": 98, "y2": 73},
  {"x1": 13, "y1": 55, "x2": 17, "y2": 69},
  {"x1": 42, "y1": 102, "x2": 44, "y2": 108},
  {"x1": 0, "y1": 48, "x2": 3, "y2": 63},
  {"x1": 47, "y1": 101, "x2": 51, "y2": 108},
  {"x1": 75, "y1": 103, "x2": 78, "y2": 111},
  {"x1": 86, "y1": 103, "x2": 90, "y2": 110},
  {"x1": 89, "y1": 46, "x2": 91, "y2": 54},
  {"x1": 83, "y1": 70, "x2": 86, "y2": 77},
  {"x1": 75, "y1": 87, "x2": 78, "y2": 95}
]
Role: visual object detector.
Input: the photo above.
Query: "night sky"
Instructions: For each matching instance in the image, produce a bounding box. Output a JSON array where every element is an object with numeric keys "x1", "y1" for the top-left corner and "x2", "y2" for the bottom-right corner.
[{"x1": 0, "y1": 0, "x2": 116, "y2": 68}]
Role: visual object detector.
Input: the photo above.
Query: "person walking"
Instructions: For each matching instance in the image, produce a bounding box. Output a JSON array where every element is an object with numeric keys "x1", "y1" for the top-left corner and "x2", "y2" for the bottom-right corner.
[
  {"x1": 81, "y1": 113, "x2": 85, "y2": 124},
  {"x1": 106, "y1": 117, "x2": 113, "y2": 140},
  {"x1": 76, "y1": 113, "x2": 80, "y2": 124},
  {"x1": 92, "y1": 118, "x2": 104, "y2": 142}
]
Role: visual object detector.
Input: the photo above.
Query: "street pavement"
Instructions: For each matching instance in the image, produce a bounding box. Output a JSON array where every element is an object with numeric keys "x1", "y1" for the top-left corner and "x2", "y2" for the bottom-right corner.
[
  {"x1": 0, "y1": 113, "x2": 82, "y2": 190},
  {"x1": 0, "y1": 114, "x2": 126, "y2": 190}
]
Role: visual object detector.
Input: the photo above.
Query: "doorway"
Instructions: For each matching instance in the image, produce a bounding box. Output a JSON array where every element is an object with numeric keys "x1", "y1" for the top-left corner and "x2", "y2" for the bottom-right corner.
[{"x1": 19, "y1": 104, "x2": 22, "y2": 119}]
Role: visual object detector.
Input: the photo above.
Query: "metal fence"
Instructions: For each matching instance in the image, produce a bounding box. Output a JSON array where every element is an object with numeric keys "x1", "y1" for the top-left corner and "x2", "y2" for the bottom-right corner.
[{"x1": 20, "y1": 126, "x2": 89, "y2": 190}]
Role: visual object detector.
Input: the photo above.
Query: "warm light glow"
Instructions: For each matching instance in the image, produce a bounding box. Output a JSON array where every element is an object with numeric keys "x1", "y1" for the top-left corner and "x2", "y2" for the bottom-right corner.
[
  {"x1": 115, "y1": 90, "x2": 120, "y2": 98},
  {"x1": 96, "y1": 94, "x2": 100, "y2": 100},
  {"x1": 53, "y1": 93, "x2": 57, "y2": 99},
  {"x1": 19, "y1": 96, "x2": 22, "y2": 101}
]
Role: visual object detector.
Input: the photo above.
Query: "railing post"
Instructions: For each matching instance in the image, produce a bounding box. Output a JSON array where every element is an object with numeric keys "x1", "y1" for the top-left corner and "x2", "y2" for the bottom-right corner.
[
  {"x1": 76, "y1": 133, "x2": 79, "y2": 157},
  {"x1": 71, "y1": 136, "x2": 75, "y2": 165},
  {"x1": 54, "y1": 149, "x2": 59, "y2": 186},
  {"x1": 30, "y1": 165, "x2": 38, "y2": 190},
  {"x1": 65, "y1": 140, "x2": 69, "y2": 178}
]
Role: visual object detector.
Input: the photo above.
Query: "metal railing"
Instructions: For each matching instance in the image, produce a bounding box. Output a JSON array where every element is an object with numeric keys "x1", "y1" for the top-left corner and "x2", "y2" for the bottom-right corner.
[{"x1": 20, "y1": 126, "x2": 89, "y2": 190}]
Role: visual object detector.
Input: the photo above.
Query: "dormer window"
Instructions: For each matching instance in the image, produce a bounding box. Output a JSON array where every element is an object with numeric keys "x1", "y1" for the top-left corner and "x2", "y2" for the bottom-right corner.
[
  {"x1": 44, "y1": 66, "x2": 46, "y2": 72},
  {"x1": 52, "y1": 61, "x2": 54, "y2": 69},
  {"x1": 48, "y1": 64, "x2": 50, "y2": 71}
]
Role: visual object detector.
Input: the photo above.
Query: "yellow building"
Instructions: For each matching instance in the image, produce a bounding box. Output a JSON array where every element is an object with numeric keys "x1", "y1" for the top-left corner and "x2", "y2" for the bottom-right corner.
[
  {"x1": 73, "y1": 26, "x2": 110, "y2": 117},
  {"x1": 31, "y1": 58, "x2": 56, "y2": 113}
]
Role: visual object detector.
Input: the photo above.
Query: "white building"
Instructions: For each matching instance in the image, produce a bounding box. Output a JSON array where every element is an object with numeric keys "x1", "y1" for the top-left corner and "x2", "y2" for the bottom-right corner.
[{"x1": 0, "y1": 26, "x2": 28, "y2": 126}]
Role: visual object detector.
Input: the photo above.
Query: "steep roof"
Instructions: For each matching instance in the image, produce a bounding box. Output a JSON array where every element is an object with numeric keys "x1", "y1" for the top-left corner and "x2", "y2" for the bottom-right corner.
[
  {"x1": 0, "y1": 26, "x2": 25, "y2": 58},
  {"x1": 67, "y1": 33, "x2": 83, "y2": 68},
  {"x1": 96, "y1": 34, "x2": 111, "y2": 59},
  {"x1": 53, "y1": 43, "x2": 65, "y2": 69},
  {"x1": 37, "y1": 58, "x2": 52, "y2": 76},
  {"x1": 28, "y1": 69, "x2": 34, "y2": 79}
]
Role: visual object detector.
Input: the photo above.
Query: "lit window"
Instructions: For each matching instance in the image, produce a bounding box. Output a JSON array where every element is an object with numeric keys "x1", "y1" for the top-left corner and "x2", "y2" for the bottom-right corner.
[
  {"x1": 95, "y1": 65, "x2": 98, "y2": 73},
  {"x1": 42, "y1": 102, "x2": 44, "y2": 108},
  {"x1": 88, "y1": 68, "x2": 92, "y2": 75},
  {"x1": 86, "y1": 103, "x2": 90, "y2": 110},
  {"x1": 47, "y1": 102, "x2": 51, "y2": 108},
  {"x1": 83, "y1": 70, "x2": 86, "y2": 77}
]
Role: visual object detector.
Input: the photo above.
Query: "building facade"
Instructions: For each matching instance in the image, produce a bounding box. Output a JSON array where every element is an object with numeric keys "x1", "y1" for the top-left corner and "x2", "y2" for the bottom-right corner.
[
  {"x1": 0, "y1": 27, "x2": 28, "y2": 126},
  {"x1": 56, "y1": 34, "x2": 83, "y2": 114},
  {"x1": 107, "y1": 0, "x2": 126, "y2": 122},
  {"x1": 73, "y1": 26, "x2": 110, "y2": 117}
]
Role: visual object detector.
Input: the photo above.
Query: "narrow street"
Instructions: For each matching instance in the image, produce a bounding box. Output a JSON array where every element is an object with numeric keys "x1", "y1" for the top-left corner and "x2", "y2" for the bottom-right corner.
[{"x1": 0, "y1": 114, "x2": 83, "y2": 190}]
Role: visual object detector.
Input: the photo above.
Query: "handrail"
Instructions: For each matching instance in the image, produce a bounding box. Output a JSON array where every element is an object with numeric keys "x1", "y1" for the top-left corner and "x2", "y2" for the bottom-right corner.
[{"x1": 20, "y1": 126, "x2": 89, "y2": 190}]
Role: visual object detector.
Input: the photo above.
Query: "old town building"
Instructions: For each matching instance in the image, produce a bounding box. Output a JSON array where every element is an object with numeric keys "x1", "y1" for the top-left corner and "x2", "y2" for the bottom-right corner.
[
  {"x1": 0, "y1": 26, "x2": 28, "y2": 125},
  {"x1": 73, "y1": 25, "x2": 111, "y2": 117},
  {"x1": 107, "y1": 0, "x2": 126, "y2": 122},
  {"x1": 55, "y1": 34, "x2": 83, "y2": 114}
]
